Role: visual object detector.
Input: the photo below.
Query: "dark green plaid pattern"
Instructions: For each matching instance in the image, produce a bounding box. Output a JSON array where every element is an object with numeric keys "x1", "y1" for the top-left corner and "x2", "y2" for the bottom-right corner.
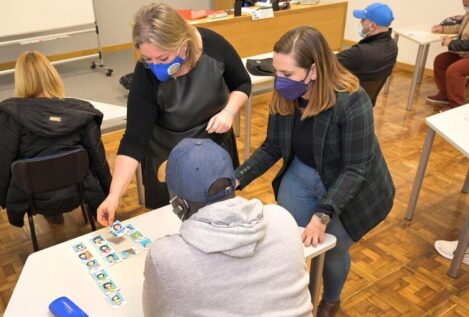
[{"x1": 236, "y1": 89, "x2": 395, "y2": 241}]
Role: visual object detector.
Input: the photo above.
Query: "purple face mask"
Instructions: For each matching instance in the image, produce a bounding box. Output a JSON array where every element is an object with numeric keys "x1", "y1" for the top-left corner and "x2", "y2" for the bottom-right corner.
[{"x1": 275, "y1": 75, "x2": 309, "y2": 101}]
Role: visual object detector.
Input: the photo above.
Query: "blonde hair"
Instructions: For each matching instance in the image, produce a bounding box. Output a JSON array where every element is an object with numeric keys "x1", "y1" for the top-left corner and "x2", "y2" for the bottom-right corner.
[
  {"x1": 271, "y1": 26, "x2": 359, "y2": 119},
  {"x1": 14, "y1": 51, "x2": 65, "y2": 98},
  {"x1": 132, "y1": 3, "x2": 201, "y2": 68}
]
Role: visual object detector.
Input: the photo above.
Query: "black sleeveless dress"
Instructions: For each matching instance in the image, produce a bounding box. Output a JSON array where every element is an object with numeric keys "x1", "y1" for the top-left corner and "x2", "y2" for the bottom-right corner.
[{"x1": 118, "y1": 28, "x2": 251, "y2": 208}]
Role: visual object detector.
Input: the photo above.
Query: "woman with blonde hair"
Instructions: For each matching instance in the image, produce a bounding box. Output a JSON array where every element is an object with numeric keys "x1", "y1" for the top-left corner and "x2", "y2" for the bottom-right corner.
[
  {"x1": 0, "y1": 51, "x2": 111, "y2": 226},
  {"x1": 14, "y1": 50, "x2": 65, "y2": 98},
  {"x1": 97, "y1": 3, "x2": 251, "y2": 226},
  {"x1": 235, "y1": 26, "x2": 395, "y2": 316}
]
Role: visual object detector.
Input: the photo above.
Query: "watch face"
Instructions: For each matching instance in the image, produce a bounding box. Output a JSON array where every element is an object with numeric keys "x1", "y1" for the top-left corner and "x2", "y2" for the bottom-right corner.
[
  {"x1": 320, "y1": 213, "x2": 330, "y2": 224},
  {"x1": 314, "y1": 212, "x2": 330, "y2": 224}
]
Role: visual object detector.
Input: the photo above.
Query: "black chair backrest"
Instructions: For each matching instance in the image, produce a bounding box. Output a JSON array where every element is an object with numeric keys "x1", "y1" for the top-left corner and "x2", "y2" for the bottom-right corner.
[
  {"x1": 360, "y1": 77, "x2": 388, "y2": 107},
  {"x1": 11, "y1": 149, "x2": 89, "y2": 194}
]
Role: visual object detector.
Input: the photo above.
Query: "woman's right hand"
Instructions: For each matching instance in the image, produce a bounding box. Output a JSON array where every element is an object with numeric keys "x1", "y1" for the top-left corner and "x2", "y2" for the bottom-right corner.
[
  {"x1": 97, "y1": 195, "x2": 120, "y2": 227},
  {"x1": 432, "y1": 24, "x2": 443, "y2": 33}
]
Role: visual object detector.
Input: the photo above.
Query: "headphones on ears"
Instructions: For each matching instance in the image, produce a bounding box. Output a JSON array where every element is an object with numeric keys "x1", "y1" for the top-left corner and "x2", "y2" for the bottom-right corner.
[{"x1": 169, "y1": 195, "x2": 190, "y2": 220}]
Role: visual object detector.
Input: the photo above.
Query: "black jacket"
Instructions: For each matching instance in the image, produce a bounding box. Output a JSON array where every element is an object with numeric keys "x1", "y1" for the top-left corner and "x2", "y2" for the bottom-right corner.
[
  {"x1": 337, "y1": 29, "x2": 398, "y2": 82},
  {"x1": 0, "y1": 97, "x2": 112, "y2": 227},
  {"x1": 444, "y1": 13, "x2": 469, "y2": 53},
  {"x1": 236, "y1": 90, "x2": 395, "y2": 242}
]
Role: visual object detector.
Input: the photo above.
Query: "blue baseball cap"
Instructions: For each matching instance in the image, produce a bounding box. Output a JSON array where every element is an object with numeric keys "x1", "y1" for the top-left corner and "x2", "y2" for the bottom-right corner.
[
  {"x1": 166, "y1": 138, "x2": 236, "y2": 204},
  {"x1": 353, "y1": 3, "x2": 394, "y2": 27}
]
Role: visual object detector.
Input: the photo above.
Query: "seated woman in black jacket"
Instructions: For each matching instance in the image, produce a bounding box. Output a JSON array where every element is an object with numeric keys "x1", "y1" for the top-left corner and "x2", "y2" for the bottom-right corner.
[{"x1": 0, "y1": 51, "x2": 112, "y2": 226}]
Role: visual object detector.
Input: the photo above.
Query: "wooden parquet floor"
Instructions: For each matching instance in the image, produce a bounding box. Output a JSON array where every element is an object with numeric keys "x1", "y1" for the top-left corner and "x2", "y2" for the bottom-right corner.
[{"x1": 1, "y1": 69, "x2": 469, "y2": 316}]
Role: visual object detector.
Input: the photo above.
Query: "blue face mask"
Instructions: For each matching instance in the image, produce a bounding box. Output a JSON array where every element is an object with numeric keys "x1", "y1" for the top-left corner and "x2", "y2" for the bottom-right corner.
[
  {"x1": 148, "y1": 47, "x2": 185, "y2": 82},
  {"x1": 275, "y1": 75, "x2": 309, "y2": 101}
]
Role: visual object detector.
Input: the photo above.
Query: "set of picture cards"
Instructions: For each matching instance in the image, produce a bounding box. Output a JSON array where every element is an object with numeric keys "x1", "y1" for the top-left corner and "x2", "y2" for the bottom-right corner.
[{"x1": 72, "y1": 241, "x2": 126, "y2": 309}]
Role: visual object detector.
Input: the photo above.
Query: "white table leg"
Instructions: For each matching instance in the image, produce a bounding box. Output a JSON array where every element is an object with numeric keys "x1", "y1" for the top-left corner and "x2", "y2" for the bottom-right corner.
[
  {"x1": 383, "y1": 76, "x2": 392, "y2": 95},
  {"x1": 462, "y1": 168, "x2": 469, "y2": 193},
  {"x1": 309, "y1": 253, "x2": 325, "y2": 317},
  {"x1": 136, "y1": 164, "x2": 145, "y2": 205},
  {"x1": 244, "y1": 96, "x2": 252, "y2": 160},
  {"x1": 448, "y1": 212, "x2": 469, "y2": 278},
  {"x1": 383, "y1": 33, "x2": 399, "y2": 95},
  {"x1": 417, "y1": 44, "x2": 430, "y2": 84},
  {"x1": 406, "y1": 44, "x2": 425, "y2": 111},
  {"x1": 406, "y1": 128, "x2": 435, "y2": 220}
]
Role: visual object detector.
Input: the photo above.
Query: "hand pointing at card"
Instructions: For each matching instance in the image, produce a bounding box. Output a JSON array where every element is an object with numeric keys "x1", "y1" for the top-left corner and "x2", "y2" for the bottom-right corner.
[{"x1": 97, "y1": 194, "x2": 119, "y2": 227}]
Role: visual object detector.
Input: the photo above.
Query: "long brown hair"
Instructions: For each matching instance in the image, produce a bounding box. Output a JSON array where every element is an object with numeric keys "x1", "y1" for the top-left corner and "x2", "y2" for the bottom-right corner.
[
  {"x1": 271, "y1": 26, "x2": 359, "y2": 119},
  {"x1": 14, "y1": 51, "x2": 65, "y2": 98},
  {"x1": 132, "y1": 3, "x2": 201, "y2": 68}
]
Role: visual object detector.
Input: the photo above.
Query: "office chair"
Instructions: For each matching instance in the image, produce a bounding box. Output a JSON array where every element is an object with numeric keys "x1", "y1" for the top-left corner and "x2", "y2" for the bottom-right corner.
[
  {"x1": 11, "y1": 149, "x2": 96, "y2": 251},
  {"x1": 361, "y1": 76, "x2": 389, "y2": 107}
]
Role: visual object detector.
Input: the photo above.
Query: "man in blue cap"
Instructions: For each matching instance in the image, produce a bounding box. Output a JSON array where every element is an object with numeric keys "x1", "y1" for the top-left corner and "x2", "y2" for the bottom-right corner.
[
  {"x1": 142, "y1": 138, "x2": 312, "y2": 317},
  {"x1": 337, "y1": 2, "x2": 398, "y2": 107}
]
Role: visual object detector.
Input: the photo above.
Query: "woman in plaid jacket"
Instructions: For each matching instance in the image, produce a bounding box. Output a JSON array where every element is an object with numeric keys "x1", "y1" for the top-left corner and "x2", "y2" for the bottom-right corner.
[{"x1": 235, "y1": 26, "x2": 395, "y2": 317}]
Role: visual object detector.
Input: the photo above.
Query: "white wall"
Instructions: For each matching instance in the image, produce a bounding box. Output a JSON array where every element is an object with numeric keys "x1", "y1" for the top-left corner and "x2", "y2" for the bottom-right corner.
[
  {"x1": 3, "y1": 0, "x2": 462, "y2": 71},
  {"x1": 0, "y1": 0, "x2": 211, "y2": 63},
  {"x1": 342, "y1": 0, "x2": 464, "y2": 69}
]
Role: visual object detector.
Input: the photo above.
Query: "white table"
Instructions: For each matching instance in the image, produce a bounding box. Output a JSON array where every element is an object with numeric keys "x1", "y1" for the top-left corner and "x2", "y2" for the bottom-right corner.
[
  {"x1": 241, "y1": 52, "x2": 275, "y2": 159},
  {"x1": 89, "y1": 100, "x2": 145, "y2": 205},
  {"x1": 88, "y1": 100, "x2": 127, "y2": 135},
  {"x1": 383, "y1": 25, "x2": 455, "y2": 111},
  {"x1": 240, "y1": 51, "x2": 338, "y2": 158},
  {"x1": 406, "y1": 104, "x2": 469, "y2": 277},
  {"x1": 302, "y1": 229, "x2": 336, "y2": 317},
  {"x1": 5, "y1": 205, "x2": 336, "y2": 316}
]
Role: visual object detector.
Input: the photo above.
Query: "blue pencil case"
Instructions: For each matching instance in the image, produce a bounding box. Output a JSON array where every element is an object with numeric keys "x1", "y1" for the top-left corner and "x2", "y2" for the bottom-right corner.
[{"x1": 49, "y1": 297, "x2": 89, "y2": 317}]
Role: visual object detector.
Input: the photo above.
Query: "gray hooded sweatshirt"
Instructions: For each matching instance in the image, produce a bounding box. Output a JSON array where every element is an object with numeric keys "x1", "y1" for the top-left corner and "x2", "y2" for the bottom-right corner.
[{"x1": 142, "y1": 197, "x2": 312, "y2": 317}]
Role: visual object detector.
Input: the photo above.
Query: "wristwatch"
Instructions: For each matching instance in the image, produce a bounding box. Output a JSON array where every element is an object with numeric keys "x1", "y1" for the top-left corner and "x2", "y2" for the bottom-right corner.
[{"x1": 314, "y1": 212, "x2": 331, "y2": 225}]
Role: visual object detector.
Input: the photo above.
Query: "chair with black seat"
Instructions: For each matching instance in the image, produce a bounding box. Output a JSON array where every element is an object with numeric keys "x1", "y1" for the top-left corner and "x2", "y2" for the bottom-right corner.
[
  {"x1": 11, "y1": 148, "x2": 96, "y2": 251},
  {"x1": 360, "y1": 76, "x2": 389, "y2": 107}
]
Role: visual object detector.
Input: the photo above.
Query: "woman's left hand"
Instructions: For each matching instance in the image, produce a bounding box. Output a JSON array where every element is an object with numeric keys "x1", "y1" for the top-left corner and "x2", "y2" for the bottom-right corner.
[
  {"x1": 301, "y1": 214, "x2": 327, "y2": 247},
  {"x1": 206, "y1": 109, "x2": 234, "y2": 134},
  {"x1": 441, "y1": 36, "x2": 453, "y2": 47}
]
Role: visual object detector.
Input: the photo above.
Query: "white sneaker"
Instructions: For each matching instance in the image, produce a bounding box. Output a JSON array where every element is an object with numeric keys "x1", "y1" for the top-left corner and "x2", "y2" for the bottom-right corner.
[{"x1": 434, "y1": 240, "x2": 469, "y2": 265}]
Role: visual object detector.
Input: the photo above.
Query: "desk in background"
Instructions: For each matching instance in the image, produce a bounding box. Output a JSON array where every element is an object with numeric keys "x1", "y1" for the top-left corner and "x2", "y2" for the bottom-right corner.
[
  {"x1": 5, "y1": 205, "x2": 336, "y2": 316},
  {"x1": 384, "y1": 25, "x2": 455, "y2": 111},
  {"x1": 134, "y1": 1, "x2": 347, "y2": 60},
  {"x1": 406, "y1": 104, "x2": 469, "y2": 278},
  {"x1": 192, "y1": 2, "x2": 347, "y2": 56},
  {"x1": 212, "y1": 0, "x2": 235, "y2": 10}
]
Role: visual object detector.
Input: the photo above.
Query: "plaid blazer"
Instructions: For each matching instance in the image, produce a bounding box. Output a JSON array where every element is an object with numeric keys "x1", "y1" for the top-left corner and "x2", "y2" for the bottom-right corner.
[{"x1": 236, "y1": 89, "x2": 395, "y2": 241}]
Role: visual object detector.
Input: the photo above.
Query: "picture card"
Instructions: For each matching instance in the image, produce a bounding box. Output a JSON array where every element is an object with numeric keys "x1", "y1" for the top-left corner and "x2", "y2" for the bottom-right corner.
[
  {"x1": 109, "y1": 221, "x2": 126, "y2": 237},
  {"x1": 71, "y1": 242, "x2": 87, "y2": 252},
  {"x1": 106, "y1": 292, "x2": 126, "y2": 308},
  {"x1": 85, "y1": 259, "x2": 101, "y2": 271},
  {"x1": 103, "y1": 252, "x2": 122, "y2": 265},
  {"x1": 99, "y1": 280, "x2": 119, "y2": 295},
  {"x1": 120, "y1": 247, "x2": 140, "y2": 259},
  {"x1": 91, "y1": 234, "x2": 107, "y2": 246},
  {"x1": 91, "y1": 269, "x2": 110, "y2": 284}
]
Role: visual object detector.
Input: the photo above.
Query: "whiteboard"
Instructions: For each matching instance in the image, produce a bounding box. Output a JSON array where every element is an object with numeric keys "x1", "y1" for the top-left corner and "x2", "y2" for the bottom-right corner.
[{"x1": 0, "y1": 0, "x2": 95, "y2": 38}]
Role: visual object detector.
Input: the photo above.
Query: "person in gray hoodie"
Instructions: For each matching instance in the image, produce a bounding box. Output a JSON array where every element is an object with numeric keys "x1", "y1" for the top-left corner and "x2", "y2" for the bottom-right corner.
[{"x1": 142, "y1": 138, "x2": 312, "y2": 317}]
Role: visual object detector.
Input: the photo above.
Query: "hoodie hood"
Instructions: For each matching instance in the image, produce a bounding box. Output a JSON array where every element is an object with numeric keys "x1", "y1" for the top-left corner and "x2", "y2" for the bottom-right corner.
[
  {"x1": 180, "y1": 197, "x2": 267, "y2": 258},
  {"x1": 0, "y1": 97, "x2": 103, "y2": 137}
]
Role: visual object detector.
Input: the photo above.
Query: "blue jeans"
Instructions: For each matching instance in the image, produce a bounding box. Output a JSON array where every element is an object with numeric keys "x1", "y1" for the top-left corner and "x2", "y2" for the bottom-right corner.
[{"x1": 277, "y1": 156, "x2": 354, "y2": 303}]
